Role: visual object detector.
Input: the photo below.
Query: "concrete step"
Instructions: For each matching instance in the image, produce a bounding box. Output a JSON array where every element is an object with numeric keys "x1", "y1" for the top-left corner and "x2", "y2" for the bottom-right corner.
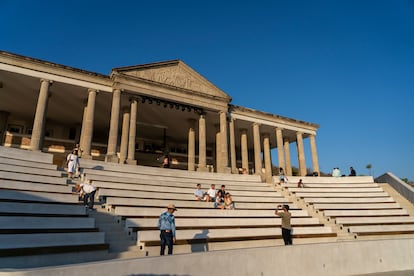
[
  {"x1": 0, "y1": 146, "x2": 53, "y2": 164},
  {"x1": 87, "y1": 204, "x2": 137, "y2": 255},
  {"x1": 380, "y1": 183, "x2": 414, "y2": 216}
]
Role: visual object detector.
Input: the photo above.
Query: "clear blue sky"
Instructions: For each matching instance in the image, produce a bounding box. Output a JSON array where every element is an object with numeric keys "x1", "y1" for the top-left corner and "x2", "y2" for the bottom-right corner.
[{"x1": 1, "y1": 1, "x2": 413, "y2": 180}]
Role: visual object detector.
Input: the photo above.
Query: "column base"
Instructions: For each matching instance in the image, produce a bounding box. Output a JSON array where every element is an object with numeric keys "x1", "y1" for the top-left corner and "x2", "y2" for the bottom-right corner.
[
  {"x1": 126, "y1": 159, "x2": 137, "y2": 165},
  {"x1": 196, "y1": 166, "x2": 209, "y2": 172},
  {"x1": 81, "y1": 154, "x2": 93, "y2": 160},
  {"x1": 265, "y1": 174, "x2": 273, "y2": 184},
  {"x1": 105, "y1": 154, "x2": 119, "y2": 163},
  {"x1": 255, "y1": 172, "x2": 266, "y2": 182},
  {"x1": 217, "y1": 167, "x2": 232, "y2": 174}
]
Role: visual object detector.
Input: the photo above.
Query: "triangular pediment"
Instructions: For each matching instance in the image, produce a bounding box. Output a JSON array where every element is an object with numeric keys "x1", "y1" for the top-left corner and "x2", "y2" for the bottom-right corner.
[{"x1": 113, "y1": 60, "x2": 231, "y2": 101}]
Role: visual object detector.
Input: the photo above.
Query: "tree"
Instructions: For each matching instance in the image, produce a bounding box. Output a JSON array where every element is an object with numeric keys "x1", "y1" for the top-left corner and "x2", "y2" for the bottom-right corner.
[{"x1": 366, "y1": 164, "x2": 372, "y2": 176}]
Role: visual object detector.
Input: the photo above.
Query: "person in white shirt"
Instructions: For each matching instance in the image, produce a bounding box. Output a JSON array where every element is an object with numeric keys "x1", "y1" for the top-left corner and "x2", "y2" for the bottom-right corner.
[
  {"x1": 66, "y1": 150, "x2": 80, "y2": 179},
  {"x1": 75, "y1": 181, "x2": 97, "y2": 210},
  {"x1": 207, "y1": 184, "x2": 217, "y2": 202},
  {"x1": 194, "y1": 184, "x2": 209, "y2": 201}
]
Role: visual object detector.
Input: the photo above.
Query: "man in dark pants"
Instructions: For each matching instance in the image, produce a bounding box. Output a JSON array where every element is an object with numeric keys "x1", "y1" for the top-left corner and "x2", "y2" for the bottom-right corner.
[
  {"x1": 158, "y1": 204, "x2": 177, "y2": 255},
  {"x1": 75, "y1": 181, "x2": 97, "y2": 210},
  {"x1": 275, "y1": 204, "x2": 292, "y2": 245}
]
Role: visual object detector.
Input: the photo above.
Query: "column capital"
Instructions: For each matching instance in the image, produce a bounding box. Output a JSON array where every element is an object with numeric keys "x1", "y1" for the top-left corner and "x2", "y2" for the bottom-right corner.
[
  {"x1": 121, "y1": 106, "x2": 130, "y2": 113},
  {"x1": 87, "y1": 88, "x2": 98, "y2": 93},
  {"x1": 40, "y1": 79, "x2": 53, "y2": 85},
  {"x1": 129, "y1": 97, "x2": 138, "y2": 103}
]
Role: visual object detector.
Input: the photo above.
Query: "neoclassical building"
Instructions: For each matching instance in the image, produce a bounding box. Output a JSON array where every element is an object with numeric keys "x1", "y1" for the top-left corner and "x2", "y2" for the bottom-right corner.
[{"x1": 0, "y1": 51, "x2": 320, "y2": 181}]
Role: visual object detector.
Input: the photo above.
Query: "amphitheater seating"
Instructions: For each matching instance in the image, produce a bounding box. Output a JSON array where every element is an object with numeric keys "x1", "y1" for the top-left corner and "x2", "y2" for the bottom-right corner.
[
  {"x1": 347, "y1": 225, "x2": 414, "y2": 236},
  {"x1": 105, "y1": 197, "x2": 295, "y2": 210},
  {"x1": 126, "y1": 217, "x2": 322, "y2": 230},
  {"x1": 313, "y1": 203, "x2": 401, "y2": 210},
  {"x1": 0, "y1": 146, "x2": 108, "y2": 265},
  {"x1": 283, "y1": 176, "x2": 414, "y2": 238},
  {"x1": 79, "y1": 159, "x2": 336, "y2": 255},
  {"x1": 304, "y1": 197, "x2": 395, "y2": 203},
  {"x1": 137, "y1": 226, "x2": 335, "y2": 251},
  {"x1": 1, "y1": 145, "x2": 413, "y2": 265}
]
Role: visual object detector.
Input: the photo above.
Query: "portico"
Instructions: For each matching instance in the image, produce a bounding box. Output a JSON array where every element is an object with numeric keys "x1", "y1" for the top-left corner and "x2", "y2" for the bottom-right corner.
[{"x1": 0, "y1": 50, "x2": 320, "y2": 180}]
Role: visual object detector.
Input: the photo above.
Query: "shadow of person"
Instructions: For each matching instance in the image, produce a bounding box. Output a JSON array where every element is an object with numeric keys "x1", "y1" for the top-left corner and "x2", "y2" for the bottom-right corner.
[{"x1": 190, "y1": 229, "x2": 209, "y2": 253}]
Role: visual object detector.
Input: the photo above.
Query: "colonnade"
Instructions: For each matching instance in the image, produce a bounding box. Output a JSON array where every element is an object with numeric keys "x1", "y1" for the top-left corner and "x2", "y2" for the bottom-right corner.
[{"x1": 27, "y1": 78, "x2": 320, "y2": 178}]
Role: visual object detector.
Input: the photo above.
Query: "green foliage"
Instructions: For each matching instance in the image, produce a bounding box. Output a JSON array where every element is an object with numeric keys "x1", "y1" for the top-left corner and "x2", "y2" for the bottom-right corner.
[{"x1": 366, "y1": 164, "x2": 372, "y2": 176}]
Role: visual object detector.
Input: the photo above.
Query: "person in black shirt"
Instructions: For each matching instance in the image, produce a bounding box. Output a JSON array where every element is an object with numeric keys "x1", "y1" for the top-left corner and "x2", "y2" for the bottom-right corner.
[{"x1": 349, "y1": 167, "x2": 356, "y2": 176}]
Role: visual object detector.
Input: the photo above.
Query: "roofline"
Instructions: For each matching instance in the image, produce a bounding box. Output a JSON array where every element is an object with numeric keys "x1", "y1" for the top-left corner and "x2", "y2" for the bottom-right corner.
[
  {"x1": 230, "y1": 104, "x2": 320, "y2": 129},
  {"x1": 0, "y1": 50, "x2": 110, "y2": 80}
]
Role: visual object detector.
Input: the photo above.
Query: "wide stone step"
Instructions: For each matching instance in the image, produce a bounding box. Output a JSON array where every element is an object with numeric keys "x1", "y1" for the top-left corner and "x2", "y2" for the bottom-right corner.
[
  {"x1": 114, "y1": 206, "x2": 309, "y2": 218},
  {"x1": 0, "y1": 232, "x2": 106, "y2": 249},
  {"x1": 0, "y1": 179, "x2": 72, "y2": 193},
  {"x1": 0, "y1": 216, "x2": 96, "y2": 230},
  {"x1": 0, "y1": 189, "x2": 79, "y2": 204},
  {"x1": 105, "y1": 197, "x2": 293, "y2": 210},
  {"x1": 0, "y1": 202, "x2": 87, "y2": 216},
  {"x1": 81, "y1": 159, "x2": 261, "y2": 182},
  {"x1": 0, "y1": 156, "x2": 57, "y2": 170},
  {"x1": 0, "y1": 146, "x2": 53, "y2": 164},
  {"x1": 0, "y1": 170, "x2": 67, "y2": 185}
]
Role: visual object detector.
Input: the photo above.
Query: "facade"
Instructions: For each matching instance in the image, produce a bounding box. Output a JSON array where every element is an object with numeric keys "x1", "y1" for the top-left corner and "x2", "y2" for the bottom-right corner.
[{"x1": 0, "y1": 50, "x2": 320, "y2": 181}]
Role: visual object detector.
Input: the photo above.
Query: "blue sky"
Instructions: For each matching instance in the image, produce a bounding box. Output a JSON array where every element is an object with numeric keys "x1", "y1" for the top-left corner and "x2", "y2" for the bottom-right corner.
[{"x1": 1, "y1": 1, "x2": 413, "y2": 180}]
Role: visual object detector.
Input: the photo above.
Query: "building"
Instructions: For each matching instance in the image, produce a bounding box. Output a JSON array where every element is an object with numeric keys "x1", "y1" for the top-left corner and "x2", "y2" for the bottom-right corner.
[{"x1": 0, "y1": 50, "x2": 320, "y2": 181}]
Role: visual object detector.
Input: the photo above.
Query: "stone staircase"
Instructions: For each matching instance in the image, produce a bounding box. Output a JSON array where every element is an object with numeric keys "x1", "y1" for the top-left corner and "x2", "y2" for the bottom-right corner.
[
  {"x1": 273, "y1": 182, "x2": 355, "y2": 242},
  {"x1": 87, "y1": 203, "x2": 144, "y2": 259},
  {"x1": 380, "y1": 183, "x2": 414, "y2": 216}
]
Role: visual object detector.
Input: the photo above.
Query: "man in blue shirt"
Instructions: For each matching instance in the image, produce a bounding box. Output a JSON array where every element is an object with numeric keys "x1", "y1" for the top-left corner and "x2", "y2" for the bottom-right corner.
[{"x1": 158, "y1": 204, "x2": 177, "y2": 255}]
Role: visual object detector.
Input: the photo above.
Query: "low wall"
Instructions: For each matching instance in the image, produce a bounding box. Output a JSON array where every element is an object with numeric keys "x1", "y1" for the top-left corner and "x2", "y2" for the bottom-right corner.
[
  {"x1": 375, "y1": 172, "x2": 414, "y2": 205},
  {"x1": 2, "y1": 238, "x2": 414, "y2": 276}
]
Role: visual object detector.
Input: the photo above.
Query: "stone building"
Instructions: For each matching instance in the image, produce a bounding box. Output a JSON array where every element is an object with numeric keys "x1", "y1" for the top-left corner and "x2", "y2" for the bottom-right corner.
[{"x1": 0, "y1": 50, "x2": 320, "y2": 181}]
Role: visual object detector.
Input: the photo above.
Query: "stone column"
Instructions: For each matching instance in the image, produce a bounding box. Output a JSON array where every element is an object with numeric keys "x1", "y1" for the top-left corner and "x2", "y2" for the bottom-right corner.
[
  {"x1": 229, "y1": 118, "x2": 237, "y2": 174},
  {"x1": 80, "y1": 89, "x2": 97, "y2": 159},
  {"x1": 263, "y1": 134, "x2": 272, "y2": 183},
  {"x1": 219, "y1": 111, "x2": 230, "y2": 173},
  {"x1": 30, "y1": 79, "x2": 52, "y2": 151},
  {"x1": 284, "y1": 138, "x2": 292, "y2": 176},
  {"x1": 310, "y1": 134, "x2": 320, "y2": 175},
  {"x1": 296, "y1": 132, "x2": 306, "y2": 176},
  {"x1": 215, "y1": 124, "x2": 221, "y2": 172},
  {"x1": 127, "y1": 99, "x2": 137, "y2": 165},
  {"x1": 79, "y1": 101, "x2": 88, "y2": 153},
  {"x1": 240, "y1": 129, "x2": 248, "y2": 172},
  {"x1": 0, "y1": 111, "x2": 9, "y2": 145},
  {"x1": 119, "y1": 109, "x2": 130, "y2": 164},
  {"x1": 197, "y1": 113, "x2": 207, "y2": 171},
  {"x1": 276, "y1": 128, "x2": 285, "y2": 170},
  {"x1": 105, "y1": 89, "x2": 121, "y2": 163},
  {"x1": 252, "y1": 123, "x2": 262, "y2": 175},
  {"x1": 187, "y1": 119, "x2": 196, "y2": 171}
]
